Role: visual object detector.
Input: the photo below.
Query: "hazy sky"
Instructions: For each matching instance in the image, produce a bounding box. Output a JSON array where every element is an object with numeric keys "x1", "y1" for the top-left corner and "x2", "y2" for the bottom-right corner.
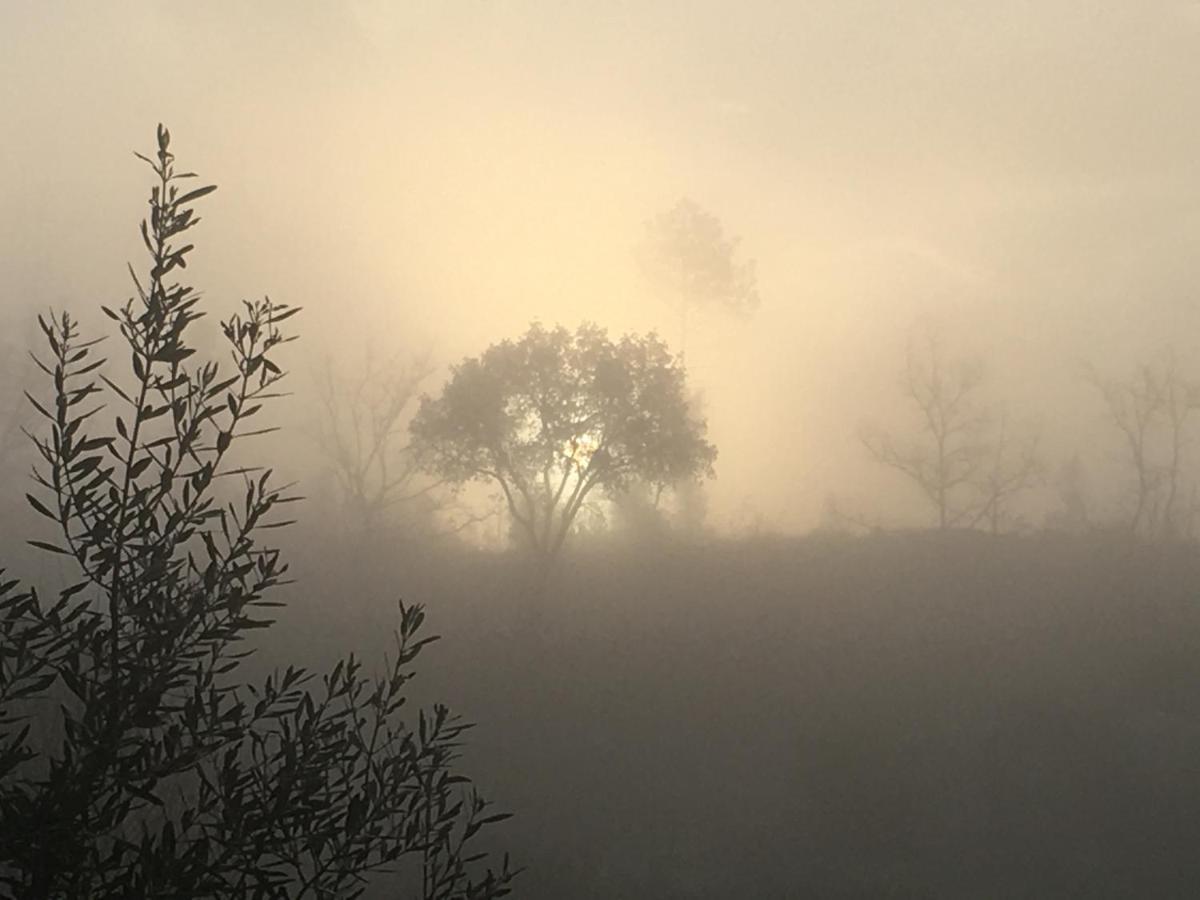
[{"x1": 3, "y1": 1, "x2": 1200, "y2": 530}]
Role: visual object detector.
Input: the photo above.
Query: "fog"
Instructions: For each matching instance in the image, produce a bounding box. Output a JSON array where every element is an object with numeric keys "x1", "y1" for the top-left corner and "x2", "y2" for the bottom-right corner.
[
  {"x1": 4, "y1": 2, "x2": 1200, "y2": 897},
  {"x1": 6, "y1": 2, "x2": 1199, "y2": 532}
]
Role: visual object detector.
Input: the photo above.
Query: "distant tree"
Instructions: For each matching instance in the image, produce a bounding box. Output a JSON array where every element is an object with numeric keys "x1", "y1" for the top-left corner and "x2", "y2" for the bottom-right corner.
[
  {"x1": 974, "y1": 414, "x2": 1042, "y2": 535},
  {"x1": 637, "y1": 198, "x2": 752, "y2": 532},
  {"x1": 1088, "y1": 353, "x2": 1200, "y2": 540},
  {"x1": 861, "y1": 331, "x2": 987, "y2": 530},
  {"x1": 310, "y1": 349, "x2": 486, "y2": 541},
  {"x1": 861, "y1": 330, "x2": 1039, "y2": 531},
  {"x1": 637, "y1": 197, "x2": 759, "y2": 363},
  {"x1": 312, "y1": 348, "x2": 435, "y2": 529},
  {"x1": 409, "y1": 322, "x2": 717, "y2": 570},
  {"x1": 0, "y1": 126, "x2": 515, "y2": 898}
]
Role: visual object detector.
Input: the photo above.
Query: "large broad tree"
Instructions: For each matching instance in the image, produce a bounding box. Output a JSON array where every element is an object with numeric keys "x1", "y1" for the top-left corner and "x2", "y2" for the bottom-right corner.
[{"x1": 409, "y1": 323, "x2": 717, "y2": 567}]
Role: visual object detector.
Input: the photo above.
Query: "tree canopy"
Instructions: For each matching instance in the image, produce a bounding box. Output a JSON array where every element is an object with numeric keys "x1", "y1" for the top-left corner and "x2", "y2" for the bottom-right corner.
[
  {"x1": 410, "y1": 323, "x2": 717, "y2": 566},
  {"x1": 637, "y1": 198, "x2": 759, "y2": 359}
]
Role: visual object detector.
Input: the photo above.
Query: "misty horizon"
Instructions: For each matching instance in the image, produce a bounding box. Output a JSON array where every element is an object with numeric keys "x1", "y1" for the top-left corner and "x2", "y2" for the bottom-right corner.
[
  {"x1": 4, "y1": 4, "x2": 1200, "y2": 898},
  {"x1": 5, "y1": 3, "x2": 1200, "y2": 536}
]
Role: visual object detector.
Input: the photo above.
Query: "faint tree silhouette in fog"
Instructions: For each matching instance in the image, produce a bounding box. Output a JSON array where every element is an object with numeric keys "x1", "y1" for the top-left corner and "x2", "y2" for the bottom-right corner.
[
  {"x1": 0, "y1": 126, "x2": 515, "y2": 898},
  {"x1": 311, "y1": 350, "x2": 483, "y2": 539},
  {"x1": 974, "y1": 413, "x2": 1042, "y2": 534},
  {"x1": 313, "y1": 349, "x2": 435, "y2": 528},
  {"x1": 637, "y1": 200, "x2": 753, "y2": 533},
  {"x1": 862, "y1": 331, "x2": 986, "y2": 529},
  {"x1": 861, "y1": 330, "x2": 1040, "y2": 532},
  {"x1": 409, "y1": 322, "x2": 717, "y2": 571},
  {"x1": 637, "y1": 197, "x2": 759, "y2": 363},
  {"x1": 1088, "y1": 352, "x2": 1200, "y2": 540}
]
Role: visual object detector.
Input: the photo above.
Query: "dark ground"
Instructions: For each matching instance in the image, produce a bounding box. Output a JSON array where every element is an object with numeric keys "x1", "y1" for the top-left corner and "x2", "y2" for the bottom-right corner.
[{"x1": 272, "y1": 529, "x2": 1200, "y2": 898}]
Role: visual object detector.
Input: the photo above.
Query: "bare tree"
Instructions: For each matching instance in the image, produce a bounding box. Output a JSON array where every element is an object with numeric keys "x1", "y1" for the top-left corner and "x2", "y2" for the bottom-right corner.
[
  {"x1": 312, "y1": 348, "x2": 458, "y2": 535},
  {"x1": 969, "y1": 414, "x2": 1041, "y2": 534},
  {"x1": 862, "y1": 331, "x2": 987, "y2": 530},
  {"x1": 1089, "y1": 364, "x2": 1164, "y2": 536},
  {"x1": 1157, "y1": 354, "x2": 1196, "y2": 539},
  {"x1": 862, "y1": 331, "x2": 1039, "y2": 532},
  {"x1": 1089, "y1": 353, "x2": 1200, "y2": 540}
]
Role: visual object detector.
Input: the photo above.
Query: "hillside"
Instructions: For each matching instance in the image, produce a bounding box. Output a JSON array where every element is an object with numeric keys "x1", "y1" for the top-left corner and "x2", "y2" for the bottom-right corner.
[{"x1": 269, "y1": 531, "x2": 1200, "y2": 898}]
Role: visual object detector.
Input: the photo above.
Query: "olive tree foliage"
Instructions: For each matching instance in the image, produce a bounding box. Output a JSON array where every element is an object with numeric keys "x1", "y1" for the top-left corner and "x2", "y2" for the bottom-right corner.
[
  {"x1": 0, "y1": 126, "x2": 515, "y2": 898},
  {"x1": 409, "y1": 322, "x2": 717, "y2": 567},
  {"x1": 1088, "y1": 353, "x2": 1200, "y2": 540},
  {"x1": 861, "y1": 330, "x2": 1040, "y2": 532},
  {"x1": 637, "y1": 198, "x2": 759, "y2": 362}
]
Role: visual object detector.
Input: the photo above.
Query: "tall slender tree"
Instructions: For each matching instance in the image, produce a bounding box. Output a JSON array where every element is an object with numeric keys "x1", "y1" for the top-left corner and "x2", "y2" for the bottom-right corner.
[{"x1": 637, "y1": 198, "x2": 759, "y2": 363}]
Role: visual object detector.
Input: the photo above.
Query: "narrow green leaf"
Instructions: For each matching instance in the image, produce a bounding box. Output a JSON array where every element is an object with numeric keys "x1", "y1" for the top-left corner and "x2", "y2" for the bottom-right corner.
[{"x1": 28, "y1": 540, "x2": 71, "y2": 556}]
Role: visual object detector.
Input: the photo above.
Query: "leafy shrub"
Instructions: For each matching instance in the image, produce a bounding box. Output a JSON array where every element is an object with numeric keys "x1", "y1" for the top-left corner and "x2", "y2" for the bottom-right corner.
[{"x1": 0, "y1": 125, "x2": 516, "y2": 899}]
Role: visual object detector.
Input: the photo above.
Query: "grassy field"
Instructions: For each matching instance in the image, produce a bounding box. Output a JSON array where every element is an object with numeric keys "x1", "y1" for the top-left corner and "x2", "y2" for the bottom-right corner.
[{"x1": 271, "y1": 529, "x2": 1200, "y2": 898}]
